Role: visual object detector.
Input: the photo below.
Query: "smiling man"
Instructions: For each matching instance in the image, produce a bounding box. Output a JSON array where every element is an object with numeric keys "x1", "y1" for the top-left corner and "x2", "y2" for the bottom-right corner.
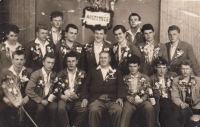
[
  {"x1": 82, "y1": 24, "x2": 113, "y2": 72},
  {"x1": 137, "y1": 24, "x2": 168, "y2": 76},
  {"x1": 165, "y1": 25, "x2": 200, "y2": 76},
  {"x1": 81, "y1": 51, "x2": 126, "y2": 127},
  {"x1": 112, "y1": 25, "x2": 141, "y2": 75}
]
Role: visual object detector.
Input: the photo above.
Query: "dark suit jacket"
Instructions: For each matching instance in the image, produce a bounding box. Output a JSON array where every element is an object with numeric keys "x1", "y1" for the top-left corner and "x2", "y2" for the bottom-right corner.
[
  {"x1": 48, "y1": 29, "x2": 65, "y2": 45},
  {"x1": 137, "y1": 41, "x2": 168, "y2": 76},
  {"x1": 126, "y1": 30, "x2": 144, "y2": 46},
  {"x1": 112, "y1": 41, "x2": 141, "y2": 76},
  {"x1": 56, "y1": 41, "x2": 84, "y2": 72},
  {"x1": 0, "y1": 67, "x2": 32, "y2": 100},
  {"x1": 24, "y1": 40, "x2": 58, "y2": 72},
  {"x1": 25, "y1": 69, "x2": 56, "y2": 103},
  {"x1": 82, "y1": 41, "x2": 113, "y2": 72},
  {"x1": 80, "y1": 67, "x2": 127, "y2": 103},
  {"x1": 166, "y1": 40, "x2": 200, "y2": 76}
]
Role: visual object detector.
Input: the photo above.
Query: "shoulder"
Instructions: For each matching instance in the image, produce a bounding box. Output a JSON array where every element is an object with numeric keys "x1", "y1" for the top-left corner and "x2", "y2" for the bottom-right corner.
[
  {"x1": 25, "y1": 40, "x2": 35, "y2": 48},
  {"x1": 1, "y1": 67, "x2": 9, "y2": 74},
  {"x1": 31, "y1": 69, "x2": 41, "y2": 77},
  {"x1": 140, "y1": 73, "x2": 150, "y2": 79},
  {"x1": 25, "y1": 68, "x2": 33, "y2": 74},
  {"x1": 173, "y1": 76, "x2": 180, "y2": 82},
  {"x1": 75, "y1": 42, "x2": 83, "y2": 47},
  {"x1": 167, "y1": 71, "x2": 178, "y2": 77}
]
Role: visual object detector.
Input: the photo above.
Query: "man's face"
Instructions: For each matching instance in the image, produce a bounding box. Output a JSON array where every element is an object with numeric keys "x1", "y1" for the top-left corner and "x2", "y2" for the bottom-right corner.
[
  {"x1": 66, "y1": 57, "x2": 78, "y2": 71},
  {"x1": 143, "y1": 29, "x2": 155, "y2": 42},
  {"x1": 43, "y1": 57, "x2": 55, "y2": 72},
  {"x1": 99, "y1": 52, "x2": 111, "y2": 67},
  {"x1": 129, "y1": 16, "x2": 140, "y2": 28},
  {"x1": 94, "y1": 29, "x2": 105, "y2": 43},
  {"x1": 65, "y1": 28, "x2": 78, "y2": 42},
  {"x1": 36, "y1": 29, "x2": 48, "y2": 42},
  {"x1": 128, "y1": 63, "x2": 140, "y2": 75},
  {"x1": 181, "y1": 65, "x2": 192, "y2": 77},
  {"x1": 12, "y1": 55, "x2": 25, "y2": 68},
  {"x1": 168, "y1": 30, "x2": 180, "y2": 43},
  {"x1": 51, "y1": 16, "x2": 63, "y2": 28},
  {"x1": 156, "y1": 64, "x2": 167, "y2": 77},
  {"x1": 114, "y1": 29, "x2": 126, "y2": 43},
  {"x1": 6, "y1": 31, "x2": 18, "y2": 44}
]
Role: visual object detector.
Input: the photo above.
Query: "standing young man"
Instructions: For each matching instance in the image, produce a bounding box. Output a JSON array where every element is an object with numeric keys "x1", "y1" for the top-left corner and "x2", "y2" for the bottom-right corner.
[
  {"x1": 56, "y1": 24, "x2": 84, "y2": 72},
  {"x1": 165, "y1": 25, "x2": 200, "y2": 76},
  {"x1": 49, "y1": 11, "x2": 65, "y2": 45},
  {"x1": 126, "y1": 13, "x2": 144, "y2": 46},
  {"x1": 82, "y1": 25, "x2": 113, "y2": 72},
  {"x1": 112, "y1": 25, "x2": 141, "y2": 75},
  {"x1": 24, "y1": 24, "x2": 58, "y2": 72},
  {"x1": 0, "y1": 24, "x2": 23, "y2": 72}
]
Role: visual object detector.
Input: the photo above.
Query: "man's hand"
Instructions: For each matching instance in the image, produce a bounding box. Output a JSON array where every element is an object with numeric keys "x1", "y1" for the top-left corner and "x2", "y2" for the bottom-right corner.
[
  {"x1": 21, "y1": 96, "x2": 29, "y2": 106},
  {"x1": 81, "y1": 99, "x2": 88, "y2": 107},
  {"x1": 180, "y1": 102, "x2": 189, "y2": 109},
  {"x1": 41, "y1": 100, "x2": 48, "y2": 106},
  {"x1": 61, "y1": 95, "x2": 72, "y2": 101},
  {"x1": 190, "y1": 115, "x2": 200, "y2": 122},
  {"x1": 127, "y1": 96, "x2": 135, "y2": 104},
  {"x1": 134, "y1": 99, "x2": 143, "y2": 105},
  {"x1": 116, "y1": 98, "x2": 123, "y2": 107},
  {"x1": 3, "y1": 97, "x2": 13, "y2": 107},
  {"x1": 70, "y1": 94, "x2": 79, "y2": 100}
]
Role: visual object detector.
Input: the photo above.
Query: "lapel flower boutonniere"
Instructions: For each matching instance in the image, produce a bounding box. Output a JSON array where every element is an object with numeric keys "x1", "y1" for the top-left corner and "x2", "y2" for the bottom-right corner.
[
  {"x1": 188, "y1": 77, "x2": 197, "y2": 87},
  {"x1": 37, "y1": 77, "x2": 45, "y2": 88},
  {"x1": 139, "y1": 77, "x2": 146, "y2": 86},
  {"x1": 175, "y1": 48, "x2": 184, "y2": 59},
  {"x1": 31, "y1": 44, "x2": 42, "y2": 60},
  {"x1": 46, "y1": 45, "x2": 54, "y2": 53},
  {"x1": 76, "y1": 47, "x2": 82, "y2": 53},
  {"x1": 103, "y1": 47, "x2": 110, "y2": 52},
  {"x1": 104, "y1": 69, "x2": 116, "y2": 82},
  {"x1": 84, "y1": 43, "x2": 93, "y2": 53},
  {"x1": 1, "y1": 43, "x2": 6, "y2": 51},
  {"x1": 113, "y1": 45, "x2": 118, "y2": 54},
  {"x1": 153, "y1": 46, "x2": 160, "y2": 58},
  {"x1": 60, "y1": 45, "x2": 71, "y2": 56}
]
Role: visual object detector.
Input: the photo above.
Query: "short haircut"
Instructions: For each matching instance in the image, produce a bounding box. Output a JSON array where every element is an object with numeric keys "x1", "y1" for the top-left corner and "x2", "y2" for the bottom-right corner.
[
  {"x1": 168, "y1": 25, "x2": 180, "y2": 33},
  {"x1": 43, "y1": 52, "x2": 56, "y2": 61},
  {"x1": 36, "y1": 24, "x2": 48, "y2": 32},
  {"x1": 65, "y1": 24, "x2": 78, "y2": 33},
  {"x1": 128, "y1": 13, "x2": 141, "y2": 21},
  {"x1": 127, "y1": 54, "x2": 140, "y2": 66},
  {"x1": 12, "y1": 50, "x2": 25, "y2": 59},
  {"x1": 92, "y1": 24, "x2": 107, "y2": 34},
  {"x1": 153, "y1": 57, "x2": 168, "y2": 67},
  {"x1": 113, "y1": 25, "x2": 126, "y2": 34},
  {"x1": 64, "y1": 51, "x2": 78, "y2": 61},
  {"x1": 99, "y1": 51, "x2": 111, "y2": 58},
  {"x1": 180, "y1": 59, "x2": 192, "y2": 68},
  {"x1": 141, "y1": 24, "x2": 154, "y2": 33},
  {"x1": 6, "y1": 24, "x2": 20, "y2": 35},
  {"x1": 50, "y1": 11, "x2": 63, "y2": 21}
]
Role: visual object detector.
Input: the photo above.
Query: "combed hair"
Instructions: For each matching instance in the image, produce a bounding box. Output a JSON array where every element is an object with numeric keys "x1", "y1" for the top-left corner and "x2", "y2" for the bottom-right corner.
[
  {"x1": 6, "y1": 24, "x2": 19, "y2": 34},
  {"x1": 152, "y1": 57, "x2": 168, "y2": 67},
  {"x1": 64, "y1": 51, "x2": 78, "y2": 61},
  {"x1": 92, "y1": 24, "x2": 107, "y2": 34},
  {"x1": 50, "y1": 11, "x2": 63, "y2": 21},
  {"x1": 43, "y1": 52, "x2": 56, "y2": 61},
  {"x1": 113, "y1": 25, "x2": 126, "y2": 34},
  {"x1": 180, "y1": 59, "x2": 192, "y2": 68},
  {"x1": 12, "y1": 50, "x2": 25, "y2": 59},
  {"x1": 128, "y1": 13, "x2": 141, "y2": 21},
  {"x1": 127, "y1": 54, "x2": 140, "y2": 66},
  {"x1": 36, "y1": 24, "x2": 48, "y2": 32},
  {"x1": 168, "y1": 25, "x2": 180, "y2": 33},
  {"x1": 141, "y1": 24, "x2": 154, "y2": 33},
  {"x1": 65, "y1": 24, "x2": 78, "y2": 33}
]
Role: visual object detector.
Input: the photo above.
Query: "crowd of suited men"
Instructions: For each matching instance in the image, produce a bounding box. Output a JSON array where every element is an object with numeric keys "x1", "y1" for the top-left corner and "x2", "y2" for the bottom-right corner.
[{"x1": 0, "y1": 11, "x2": 200, "y2": 127}]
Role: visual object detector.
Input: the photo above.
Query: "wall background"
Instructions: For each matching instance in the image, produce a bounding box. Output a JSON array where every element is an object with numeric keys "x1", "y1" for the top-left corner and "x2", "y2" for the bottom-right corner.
[{"x1": 35, "y1": 0, "x2": 160, "y2": 44}]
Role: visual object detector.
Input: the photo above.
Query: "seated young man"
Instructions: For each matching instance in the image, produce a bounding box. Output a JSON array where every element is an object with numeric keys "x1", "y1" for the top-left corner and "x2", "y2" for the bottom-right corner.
[
  {"x1": 0, "y1": 50, "x2": 32, "y2": 127},
  {"x1": 150, "y1": 57, "x2": 178, "y2": 127},
  {"x1": 120, "y1": 54, "x2": 155, "y2": 127},
  {"x1": 57, "y1": 52, "x2": 87, "y2": 127},
  {"x1": 171, "y1": 59, "x2": 200, "y2": 127},
  {"x1": 25, "y1": 53, "x2": 57, "y2": 127}
]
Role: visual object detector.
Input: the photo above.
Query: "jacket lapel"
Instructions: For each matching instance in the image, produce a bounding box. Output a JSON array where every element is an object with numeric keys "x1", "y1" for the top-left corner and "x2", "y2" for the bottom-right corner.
[
  {"x1": 96, "y1": 69, "x2": 104, "y2": 81},
  {"x1": 166, "y1": 43, "x2": 171, "y2": 62},
  {"x1": 171, "y1": 40, "x2": 181, "y2": 61}
]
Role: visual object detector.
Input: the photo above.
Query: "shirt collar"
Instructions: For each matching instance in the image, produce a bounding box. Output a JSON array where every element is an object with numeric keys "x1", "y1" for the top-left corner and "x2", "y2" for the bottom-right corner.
[
  {"x1": 118, "y1": 40, "x2": 127, "y2": 47},
  {"x1": 96, "y1": 65, "x2": 112, "y2": 70},
  {"x1": 51, "y1": 27, "x2": 62, "y2": 34},
  {"x1": 35, "y1": 38, "x2": 49, "y2": 45},
  {"x1": 4, "y1": 40, "x2": 21, "y2": 48},
  {"x1": 67, "y1": 68, "x2": 77, "y2": 74},
  {"x1": 41, "y1": 67, "x2": 52, "y2": 76},
  {"x1": 127, "y1": 28, "x2": 141, "y2": 36},
  {"x1": 130, "y1": 72, "x2": 139, "y2": 78},
  {"x1": 8, "y1": 65, "x2": 26, "y2": 77},
  {"x1": 94, "y1": 41, "x2": 103, "y2": 46},
  {"x1": 170, "y1": 40, "x2": 179, "y2": 47}
]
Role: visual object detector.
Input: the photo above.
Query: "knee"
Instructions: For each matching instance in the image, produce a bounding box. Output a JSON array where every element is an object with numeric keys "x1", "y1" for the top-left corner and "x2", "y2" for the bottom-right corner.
[
  {"x1": 143, "y1": 101, "x2": 154, "y2": 112},
  {"x1": 112, "y1": 105, "x2": 122, "y2": 114},
  {"x1": 36, "y1": 104, "x2": 45, "y2": 113},
  {"x1": 89, "y1": 105, "x2": 100, "y2": 114}
]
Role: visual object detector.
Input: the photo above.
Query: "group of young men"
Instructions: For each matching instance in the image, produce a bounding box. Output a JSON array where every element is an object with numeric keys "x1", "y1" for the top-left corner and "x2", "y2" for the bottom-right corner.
[{"x1": 0, "y1": 11, "x2": 200, "y2": 127}]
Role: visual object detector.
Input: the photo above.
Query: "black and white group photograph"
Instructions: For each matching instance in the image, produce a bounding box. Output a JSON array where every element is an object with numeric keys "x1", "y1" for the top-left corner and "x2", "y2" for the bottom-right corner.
[{"x1": 0, "y1": 0, "x2": 200, "y2": 127}]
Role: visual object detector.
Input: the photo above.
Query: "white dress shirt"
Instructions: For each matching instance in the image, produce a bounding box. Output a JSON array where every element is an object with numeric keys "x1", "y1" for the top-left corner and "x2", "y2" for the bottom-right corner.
[
  {"x1": 35, "y1": 38, "x2": 49, "y2": 57},
  {"x1": 42, "y1": 67, "x2": 52, "y2": 95},
  {"x1": 130, "y1": 73, "x2": 139, "y2": 91},
  {"x1": 96, "y1": 65, "x2": 112, "y2": 80},
  {"x1": 170, "y1": 41, "x2": 179, "y2": 60},
  {"x1": 51, "y1": 27, "x2": 62, "y2": 45},
  {"x1": 94, "y1": 42, "x2": 103, "y2": 64},
  {"x1": 144, "y1": 42, "x2": 154, "y2": 63},
  {"x1": 126, "y1": 28, "x2": 141, "y2": 42},
  {"x1": 4, "y1": 41, "x2": 21, "y2": 58},
  {"x1": 67, "y1": 68, "x2": 77, "y2": 92}
]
